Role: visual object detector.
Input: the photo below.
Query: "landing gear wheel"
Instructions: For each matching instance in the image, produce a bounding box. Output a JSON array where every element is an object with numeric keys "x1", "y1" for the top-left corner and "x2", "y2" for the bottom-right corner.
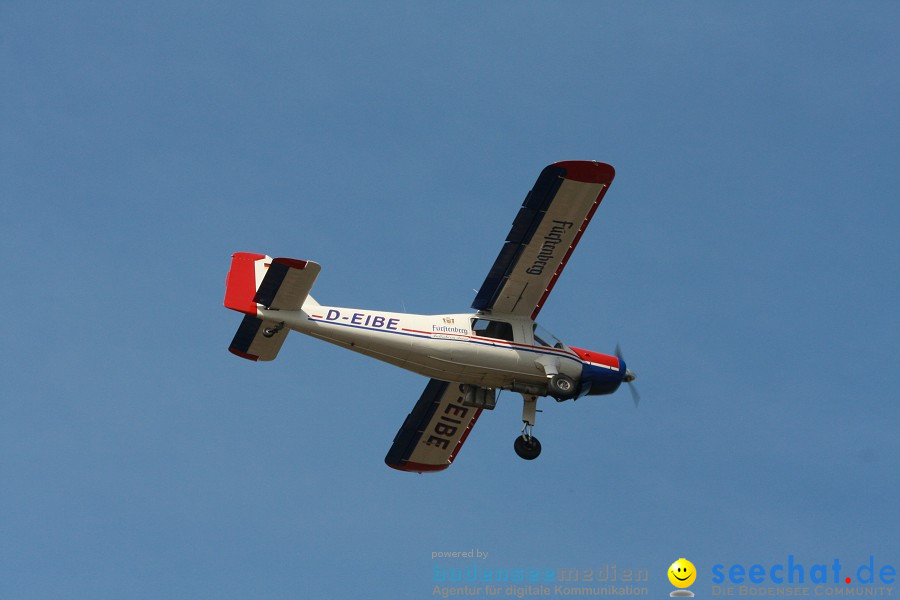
[
  {"x1": 263, "y1": 321, "x2": 285, "y2": 338},
  {"x1": 548, "y1": 374, "x2": 576, "y2": 399},
  {"x1": 514, "y1": 435, "x2": 542, "y2": 460}
]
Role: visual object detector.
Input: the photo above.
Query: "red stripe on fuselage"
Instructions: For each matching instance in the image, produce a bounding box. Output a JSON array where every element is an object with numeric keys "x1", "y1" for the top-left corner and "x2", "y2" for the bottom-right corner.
[{"x1": 400, "y1": 328, "x2": 580, "y2": 360}]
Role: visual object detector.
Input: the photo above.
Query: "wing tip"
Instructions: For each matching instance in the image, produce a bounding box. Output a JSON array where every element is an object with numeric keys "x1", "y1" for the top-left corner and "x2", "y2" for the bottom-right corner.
[
  {"x1": 228, "y1": 347, "x2": 259, "y2": 361},
  {"x1": 385, "y1": 460, "x2": 451, "y2": 473},
  {"x1": 552, "y1": 160, "x2": 615, "y2": 185}
]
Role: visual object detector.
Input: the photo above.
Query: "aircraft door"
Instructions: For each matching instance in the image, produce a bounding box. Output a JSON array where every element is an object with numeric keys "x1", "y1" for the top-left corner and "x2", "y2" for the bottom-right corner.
[{"x1": 470, "y1": 317, "x2": 523, "y2": 378}]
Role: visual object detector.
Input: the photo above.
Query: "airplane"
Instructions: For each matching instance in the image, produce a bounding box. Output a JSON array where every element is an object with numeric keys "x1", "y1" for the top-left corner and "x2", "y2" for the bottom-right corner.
[{"x1": 223, "y1": 160, "x2": 637, "y2": 473}]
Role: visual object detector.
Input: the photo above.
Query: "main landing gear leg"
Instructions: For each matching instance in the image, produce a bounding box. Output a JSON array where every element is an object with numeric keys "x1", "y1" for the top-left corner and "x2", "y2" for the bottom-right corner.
[{"x1": 514, "y1": 395, "x2": 542, "y2": 460}]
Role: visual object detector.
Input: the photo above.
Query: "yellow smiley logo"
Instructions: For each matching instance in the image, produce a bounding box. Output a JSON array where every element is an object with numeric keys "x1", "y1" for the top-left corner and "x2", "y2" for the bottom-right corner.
[{"x1": 668, "y1": 558, "x2": 697, "y2": 588}]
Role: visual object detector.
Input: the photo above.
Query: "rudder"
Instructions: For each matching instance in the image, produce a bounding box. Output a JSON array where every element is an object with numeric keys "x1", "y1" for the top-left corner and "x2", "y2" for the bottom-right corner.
[{"x1": 224, "y1": 252, "x2": 269, "y2": 315}]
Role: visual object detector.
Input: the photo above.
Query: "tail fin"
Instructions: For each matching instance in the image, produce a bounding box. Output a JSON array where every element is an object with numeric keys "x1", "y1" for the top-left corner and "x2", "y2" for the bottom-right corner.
[
  {"x1": 224, "y1": 252, "x2": 269, "y2": 315},
  {"x1": 224, "y1": 252, "x2": 321, "y2": 361},
  {"x1": 224, "y1": 253, "x2": 322, "y2": 314}
]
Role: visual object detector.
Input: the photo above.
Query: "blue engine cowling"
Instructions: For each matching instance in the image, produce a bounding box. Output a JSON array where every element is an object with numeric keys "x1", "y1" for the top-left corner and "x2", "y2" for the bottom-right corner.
[{"x1": 570, "y1": 347, "x2": 627, "y2": 397}]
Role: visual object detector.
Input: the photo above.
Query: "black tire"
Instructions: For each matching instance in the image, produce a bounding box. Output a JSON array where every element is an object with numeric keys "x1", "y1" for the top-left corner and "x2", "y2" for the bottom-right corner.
[
  {"x1": 263, "y1": 322, "x2": 284, "y2": 338},
  {"x1": 548, "y1": 374, "x2": 576, "y2": 399},
  {"x1": 514, "y1": 435, "x2": 542, "y2": 460}
]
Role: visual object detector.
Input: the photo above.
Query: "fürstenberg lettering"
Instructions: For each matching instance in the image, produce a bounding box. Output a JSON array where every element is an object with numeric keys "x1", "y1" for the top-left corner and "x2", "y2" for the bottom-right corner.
[{"x1": 526, "y1": 220, "x2": 574, "y2": 275}]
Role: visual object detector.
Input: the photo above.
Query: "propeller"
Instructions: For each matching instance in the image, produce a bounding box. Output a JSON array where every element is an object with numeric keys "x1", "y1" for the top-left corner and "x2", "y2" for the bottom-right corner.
[{"x1": 615, "y1": 343, "x2": 640, "y2": 407}]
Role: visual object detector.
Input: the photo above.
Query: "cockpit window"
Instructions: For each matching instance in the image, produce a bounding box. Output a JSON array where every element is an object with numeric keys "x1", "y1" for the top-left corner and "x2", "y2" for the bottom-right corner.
[
  {"x1": 533, "y1": 323, "x2": 565, "y2": 349},
  {"x1": 533, "y1": 330, "x2": 553, "y2": 347},
  {"x1": 472, "y1": 318, "x2": 514, "y2": 342}
]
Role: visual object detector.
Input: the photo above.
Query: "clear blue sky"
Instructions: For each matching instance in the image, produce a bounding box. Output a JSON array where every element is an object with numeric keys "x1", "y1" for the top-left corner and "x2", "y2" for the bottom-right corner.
[{"x1": 2, "y1": 2, "x2": 898, "y2": 598}]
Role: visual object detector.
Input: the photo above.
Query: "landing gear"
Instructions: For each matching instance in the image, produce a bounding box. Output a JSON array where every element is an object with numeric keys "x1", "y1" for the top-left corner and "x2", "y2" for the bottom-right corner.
[
  {"x1": 514, "y1": 434, "x2": 541, "y2": 460},
  {"x1": 262, "y1": 321, "x2": 285, "y2": 338},
  {"x1": 533, "y1": 356, "x2": 577, "y2": 400},
  {"x1": 548, "y1": 373, "x2": 576, "y2": 399},
  {"x1": 514, "y1": 394, "x2": 542, "y2": 460}
]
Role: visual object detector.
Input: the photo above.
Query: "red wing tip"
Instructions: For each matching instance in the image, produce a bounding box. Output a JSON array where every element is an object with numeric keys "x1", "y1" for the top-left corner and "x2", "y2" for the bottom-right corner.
[
  {"x1": 386, "y1": 461, "x2": 450, "y2": 473},
  {"x1": 229, "y1": 348, "x2": 259, "y2": 361},
  {"x1": 552, "y1": 160, "x2": 615, "y2": 185}
]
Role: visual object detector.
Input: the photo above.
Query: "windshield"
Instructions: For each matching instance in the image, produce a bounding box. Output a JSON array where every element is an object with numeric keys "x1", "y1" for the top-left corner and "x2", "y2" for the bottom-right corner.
[{"x1": 533, "y1": 323, "x2": 565, "y2": 349}]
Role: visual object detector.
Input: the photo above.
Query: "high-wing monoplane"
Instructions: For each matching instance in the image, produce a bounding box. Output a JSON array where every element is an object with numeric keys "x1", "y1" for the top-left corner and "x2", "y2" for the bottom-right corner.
[{"x1": 224, "y1": 160, "x2": 637, "y2": 472}]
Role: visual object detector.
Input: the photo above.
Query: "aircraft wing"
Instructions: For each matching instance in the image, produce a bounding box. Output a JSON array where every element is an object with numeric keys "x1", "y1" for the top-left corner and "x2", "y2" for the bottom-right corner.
[
  {"x1": 385, "y1": 379, "x2": 482, "y2": 473},
  {"x1": 472, "y1": 161, "x2": 615, "y2": 319}
]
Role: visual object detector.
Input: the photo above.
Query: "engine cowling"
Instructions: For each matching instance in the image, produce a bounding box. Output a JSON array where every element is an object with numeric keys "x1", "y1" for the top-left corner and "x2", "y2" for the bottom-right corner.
[{"x1": 569, "y1": 346, "x2": 627, "y2": 397}]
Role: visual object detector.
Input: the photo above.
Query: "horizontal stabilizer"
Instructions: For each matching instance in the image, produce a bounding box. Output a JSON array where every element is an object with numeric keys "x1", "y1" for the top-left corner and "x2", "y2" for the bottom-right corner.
[
  {"x1": 229, "y1": 314, "x2": 288, "y2": 361},
  {"x1": 254, "y1": 258, "x2": 321, "y2": 311}
]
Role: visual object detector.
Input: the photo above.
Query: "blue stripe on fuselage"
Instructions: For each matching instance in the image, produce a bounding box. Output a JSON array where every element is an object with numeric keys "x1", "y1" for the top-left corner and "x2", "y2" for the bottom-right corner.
[{"x1": 306, "y1": 317, "x2": 583, "y2": 366}]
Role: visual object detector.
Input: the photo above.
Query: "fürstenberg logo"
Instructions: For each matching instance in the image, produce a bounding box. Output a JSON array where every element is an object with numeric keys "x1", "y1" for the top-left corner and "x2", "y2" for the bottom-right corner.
[{"x1": 526, "y1": 220, "x2": 573, "y2": 275}]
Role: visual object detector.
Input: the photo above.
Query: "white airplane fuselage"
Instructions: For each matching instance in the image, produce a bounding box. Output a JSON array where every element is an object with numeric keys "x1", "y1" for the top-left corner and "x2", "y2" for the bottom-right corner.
[{"x1": 259, "y1": 303, "x2": 589, "y2": 395}]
